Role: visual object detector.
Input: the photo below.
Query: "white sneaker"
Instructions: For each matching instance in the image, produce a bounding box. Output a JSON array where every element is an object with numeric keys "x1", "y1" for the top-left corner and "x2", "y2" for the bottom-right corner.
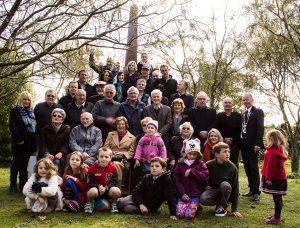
[
  {"x1": 110, "y1": 202, "x2": 119, "y2": 213},
  {"x1": 84, "y1": 203, "x2": 93, "y2": 214}
]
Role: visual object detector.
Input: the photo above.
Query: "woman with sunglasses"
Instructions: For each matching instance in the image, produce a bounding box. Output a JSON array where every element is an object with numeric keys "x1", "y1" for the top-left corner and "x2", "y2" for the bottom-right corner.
[
  {"x1": 8, "y1": 91, "x2": 37, "y2": 192},
  {"x1": 39, "y1": 108, "x2": 70, "y2": 176},
  {"x1": 169, "y1": 122, "x2": 196, "y2": 169}
]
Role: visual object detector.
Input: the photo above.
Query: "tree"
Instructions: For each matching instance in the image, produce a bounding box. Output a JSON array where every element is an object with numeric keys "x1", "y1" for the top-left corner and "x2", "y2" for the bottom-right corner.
[
  {"x1": 0, "y1": 0, "x2": 186, "y2": 99},
  {"x1": 245, "y1": 0, "x2": 300, "y2": 174},
  {"x1": 151, "y1": 14, "x2": 255, "y2": 109}
]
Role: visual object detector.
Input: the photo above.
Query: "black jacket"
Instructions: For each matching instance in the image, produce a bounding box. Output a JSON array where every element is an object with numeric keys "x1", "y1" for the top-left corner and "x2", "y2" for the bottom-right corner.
[
  {"x1": 64, "y1": 101, "x2": 94, "y2": 128},
  {"x1": 132, "y1": 171, "x2": 176, "y2": 216}
]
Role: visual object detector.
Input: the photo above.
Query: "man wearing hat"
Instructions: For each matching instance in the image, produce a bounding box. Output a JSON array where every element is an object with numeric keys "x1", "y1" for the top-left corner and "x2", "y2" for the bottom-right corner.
[
  {"x1": 87, "y1": 81, "x2": 107, "y2": 104},
  {"x1": 140, "y1": 64, "x2": 154, "y2": 95}
]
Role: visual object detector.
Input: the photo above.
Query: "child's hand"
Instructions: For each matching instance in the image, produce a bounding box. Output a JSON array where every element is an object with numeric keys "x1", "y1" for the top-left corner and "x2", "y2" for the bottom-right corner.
[
  {"x1": 185, "y1": 168, "x2": 191, "y2": 177},
  {"x1": 266, "y1": 180, "x2": 272, "y2": 185},
  {"x1": 38, "y1": 196, "x2": 45, "y2": 204},
  {"x1": 170, "y1": 215, "x2": 177, "y2": 220},
  {"x1": 181, "y1": 194, "x2": 190, "y2": 202},
  {"x1": 169, "y1": 160, "x2": 175, "y2": 169},
  {"x1": 139, "y1": 204, "x2": 148, "y2": 214},
  {"x1": 55, "y1": 152, "x2": 62, "y2": 159},
  {"x1": 46, "y1": 154, "x2": 54, "y2": 160},
  {"x1": 232, "y1": 211, "x2": 242, "y2": 218},
  {"x1": 66, "y1": 175, "x2": 77, "y2": 182},
  {"x1": 134, "y1": 160, "x2": 140, "y2": 168},
  {"x1": 98, "y1": 185, "x2": 106, "y2": 195}
]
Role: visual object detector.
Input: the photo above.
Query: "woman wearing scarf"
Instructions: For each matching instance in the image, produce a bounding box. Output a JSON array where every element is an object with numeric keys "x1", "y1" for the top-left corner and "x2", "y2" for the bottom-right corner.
[
  {"x1": 114, "y1": 71, "x2": 130, "y2": 103},
  {"x1": 9, "y1": 91, "x2": 37, "y2": 192},
  {"x1": 203, "y1": 128, "x2": 223, "y2": 162}
]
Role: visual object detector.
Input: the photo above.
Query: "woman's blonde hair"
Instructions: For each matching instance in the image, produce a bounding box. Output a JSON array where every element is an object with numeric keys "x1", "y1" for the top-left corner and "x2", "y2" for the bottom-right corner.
[
  {"x1": 171, "y1": 98, "x2": 185, "y2": 112},
  {"x1": 266, "y1": 129, "x2": 288, "y2": 155},
  {"x1": 34, "y1": 158, "x2": 57, "y2": 180},
  {"x1": 64, "y1": 151, "x2": 86, "y2": 180},
  {"x1": 16, "y1": 91, "x2": 33, "y2": 109},
  {"x1": 115, "y1": 116, "x2": 129, "y2": 129},
  {"x1": 205, "y1": 128, "x2": 223, "y2": 145}
]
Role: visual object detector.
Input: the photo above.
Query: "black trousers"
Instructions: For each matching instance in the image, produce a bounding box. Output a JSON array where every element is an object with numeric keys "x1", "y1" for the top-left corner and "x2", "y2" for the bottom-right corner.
[
  {"x1": 240, "y1": 139, "x2": 260, "y2": 194},
  {"x1": 229, "y1": 141, "x2": 240, "y2": 169}
]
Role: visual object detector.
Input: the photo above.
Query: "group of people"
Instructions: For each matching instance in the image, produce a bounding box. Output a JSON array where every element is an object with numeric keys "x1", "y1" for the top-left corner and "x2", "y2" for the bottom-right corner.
[{"x1": 8, "y1": 54, "x2": 288, "y2": 224}]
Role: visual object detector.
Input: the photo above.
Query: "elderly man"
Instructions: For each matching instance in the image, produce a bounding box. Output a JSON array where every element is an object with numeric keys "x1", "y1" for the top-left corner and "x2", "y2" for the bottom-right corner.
[
  {"x1": 64, "y1": 89, "x2": 94, "y2": 128},
  {"x1": 118, "y1": 86, "x2": 145, "y2": 135},
  {"x1": 153, "y1": 64, "x2": 177, "y2": 101},
  {"x1": 214, "y1": 97, "x2": 242, "y2": 168},
  {"x1": 170, "y1": 80, "x2": 194, "y2": 112},
  {"x1": 69, "y1": 112, "x2": 102, "y2": 166},
  {"x1": 143, "y1": 89, "x2": 172, "y2": 150},
  {"x1": 77, "y1": 70, "x2": 96, "y2": 98},
  {"x1": 87, "y1": 81, "x2": 107, "y2": 104},
  {"x1": 34, "y1": 89, "x2": 63, "y2": 135},
  {"x1": 188, "y1": 91, "x2": 216, "y2": 149},
  {"x1": 59, "y1": 81, "x2": 78, "y2": 108},
  {"x1": 92, "y1": 84, "x2": 121, "y2": 142},
  {"x1": 240, "y1": 93, "x2": 264, "y2": 202}
]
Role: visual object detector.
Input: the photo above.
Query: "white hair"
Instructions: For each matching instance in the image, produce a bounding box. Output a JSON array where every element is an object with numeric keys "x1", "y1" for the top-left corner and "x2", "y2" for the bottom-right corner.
[
  {"x1": 127, "y1": 86, "x2": 139, "y2": 94},
  {"x1": 151, "y1": 89, "x2": 162, "y2": 97}
]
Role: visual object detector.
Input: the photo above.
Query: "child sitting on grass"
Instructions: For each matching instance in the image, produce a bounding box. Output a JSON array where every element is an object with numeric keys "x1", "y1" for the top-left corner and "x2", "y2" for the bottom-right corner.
[
  {"x1": 200, "y1": 142, "x2": 241, "y2": 217},
  {"x1": 173, "y1": 139, "x2": 209, "y2": 220},
  {"x1": 23, "y1": 158, "x2": 63, "y2": 212},
  {"x1": 61, "y1": 151, "x2": 88, "y2": 212},
  {"x1": 84, "y1": 148, "x2": 121, "y2": 214},
  {"x1": 117, "y1": 157, "x2": 177, "y2": 221}
]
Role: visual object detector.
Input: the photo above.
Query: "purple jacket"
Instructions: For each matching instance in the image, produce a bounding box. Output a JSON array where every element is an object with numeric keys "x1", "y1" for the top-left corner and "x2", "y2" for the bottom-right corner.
[
  {"x1": 134, "y1": 134, "x2": 167, "y2": 162},
  {"x1": 173, "y1": 160, "x2": 209, "y2": 197}
]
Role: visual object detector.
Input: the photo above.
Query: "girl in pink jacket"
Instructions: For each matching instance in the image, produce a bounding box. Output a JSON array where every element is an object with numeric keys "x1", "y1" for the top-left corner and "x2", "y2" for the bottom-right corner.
[{"x1": 134, "y1": 120, "x2": 167, "y2": 173}]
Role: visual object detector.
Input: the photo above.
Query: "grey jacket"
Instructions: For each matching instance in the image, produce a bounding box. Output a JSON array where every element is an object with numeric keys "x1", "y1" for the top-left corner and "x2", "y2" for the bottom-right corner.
[{"x1": 69, "y1": 124, "x2": 102, "y2": 158}]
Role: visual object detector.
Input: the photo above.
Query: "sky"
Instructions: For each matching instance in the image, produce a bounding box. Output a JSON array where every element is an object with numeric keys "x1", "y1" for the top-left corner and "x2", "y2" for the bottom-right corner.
[{"x1": 33, "y1": 0, "x2": 287, "y2": 126}]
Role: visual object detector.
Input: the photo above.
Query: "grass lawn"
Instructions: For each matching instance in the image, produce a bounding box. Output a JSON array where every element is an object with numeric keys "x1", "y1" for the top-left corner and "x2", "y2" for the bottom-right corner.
[{"x1": 0, "y1": 162, "x2": 299, "y2": 228}]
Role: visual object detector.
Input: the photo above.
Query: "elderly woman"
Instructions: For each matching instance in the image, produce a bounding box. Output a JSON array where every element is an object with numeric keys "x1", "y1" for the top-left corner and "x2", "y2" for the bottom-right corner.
[
  {"x1": 39, "y1": 108, "x2": 71, "y2": 175},
  {"x1": 169, "y1": 122, "x2": 196, "y2": 168},
  {"x1": 9, "y1": 91, "x2": 37, "y2": 192},
  {"x1": 170, "y1": 98, "x2": 187, "y2": 138},
  {"x1": 104, "y1": 116, "x2": 135, "y2": 189},
  {"x1": 125, "y1": 60, "x2": 140, "y2": 86}
]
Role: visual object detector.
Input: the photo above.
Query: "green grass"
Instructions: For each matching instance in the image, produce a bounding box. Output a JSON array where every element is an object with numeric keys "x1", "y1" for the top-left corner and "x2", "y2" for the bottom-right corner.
[{"x1": 0, "y1": 162, "x2": 299, "y2": 228}]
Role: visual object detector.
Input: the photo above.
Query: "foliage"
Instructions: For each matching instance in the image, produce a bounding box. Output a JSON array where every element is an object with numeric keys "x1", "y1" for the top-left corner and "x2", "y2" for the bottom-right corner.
[
  {"x1": 0, "y1": 77, "x2": 33, "y2": 162},
  {"x1": 245, "y1": 0, "x2": 300, "y2": 173},
  {"x1": 150, "y1": 13, "x2": 256, "y2": 109}
]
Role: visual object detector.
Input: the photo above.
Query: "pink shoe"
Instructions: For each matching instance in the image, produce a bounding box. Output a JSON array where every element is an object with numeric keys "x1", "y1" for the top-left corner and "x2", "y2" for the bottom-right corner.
[
  {"x1": 264, "y1": 215, "x2": 273, "y2": 221},
  {"x1": 265, "y1": 216, "x2": 281, "y2": 225}
]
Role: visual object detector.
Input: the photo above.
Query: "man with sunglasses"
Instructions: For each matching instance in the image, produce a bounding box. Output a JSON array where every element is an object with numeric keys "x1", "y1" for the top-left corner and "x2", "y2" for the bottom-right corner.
[{"x1": 92, "y1": 84, "x2": 121, "y2": 142}]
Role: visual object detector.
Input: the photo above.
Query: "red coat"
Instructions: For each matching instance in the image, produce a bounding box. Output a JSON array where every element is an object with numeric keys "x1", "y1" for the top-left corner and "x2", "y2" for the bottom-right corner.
[{"x1": 261, "y1": 146, "x2": 287, "y2": 181}]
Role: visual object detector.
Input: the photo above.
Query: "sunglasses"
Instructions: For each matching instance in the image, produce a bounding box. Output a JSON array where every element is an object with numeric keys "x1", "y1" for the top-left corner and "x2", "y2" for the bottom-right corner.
[
  {"x1": 106, "y1": 91, "x2": 114, "y2": 94},
  {"x1": 53, "y1": 114, "x2": 63, "y2": 118},
  {"x1": 142, "y1": 124, "x2": 147, "y2": 127},
  {"x1": 182, "y1": 127, "x2": 190, "y2": 130},
  {"x1": 47, "y1": 95, "x2": 55, "y2": 98}
]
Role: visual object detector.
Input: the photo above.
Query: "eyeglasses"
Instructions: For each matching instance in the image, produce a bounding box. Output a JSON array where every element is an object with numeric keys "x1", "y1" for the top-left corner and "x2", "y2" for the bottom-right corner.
[
  {"x1": 53, "y1": 114, "x2": 62, "y2": 118},
  {"x1": 47, "y1": 95, "x2": 55, "y2": 98},
  {"x1": 182, "y1": 127, "x2": 190, "y2": 130},
  {"x1": 106, "y1": 91, "x2": 114, "y2": 94},
  {"x1": 142, "y1": 124, "x2": 147, "y2": 127}
]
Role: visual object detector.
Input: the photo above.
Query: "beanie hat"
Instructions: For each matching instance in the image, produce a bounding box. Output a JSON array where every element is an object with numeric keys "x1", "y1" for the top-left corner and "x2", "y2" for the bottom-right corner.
[
  {"x1": 147, "y1": 120, "x2": 158, "y2": 129},
  {"x1": 184, "y1": 139, "x2": 201, "y2": 155}
]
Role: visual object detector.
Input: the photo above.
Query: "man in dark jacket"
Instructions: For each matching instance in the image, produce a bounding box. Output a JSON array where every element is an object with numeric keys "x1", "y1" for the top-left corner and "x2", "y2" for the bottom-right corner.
[
  {"x1": 64, "y1": 89, "x2": 94, "y2": 128},
  {"x1": 170, "y1": 80, "x2": 194, "y2": 112},
  {"x1": 59, "y1": 81, "x2": 78, "y2": 108},
  {"x1": 77, "y1": 70, "x2": 95, "y2": 98}
]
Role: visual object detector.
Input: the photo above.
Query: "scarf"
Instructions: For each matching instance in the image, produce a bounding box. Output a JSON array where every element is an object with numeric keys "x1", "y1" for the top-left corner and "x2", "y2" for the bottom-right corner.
[
  {"x1": 17, "y1": 106, "x2": 36, "y2": 133},
  {"x1": 116, "y1": 82, "x2": 123, "y2": 100},
  {"x1": 184, "y1": 158, "x2": 195, "y2": 167},
  {"x1": 203, "y1": 140, "x2": 216, "y2": 162}
]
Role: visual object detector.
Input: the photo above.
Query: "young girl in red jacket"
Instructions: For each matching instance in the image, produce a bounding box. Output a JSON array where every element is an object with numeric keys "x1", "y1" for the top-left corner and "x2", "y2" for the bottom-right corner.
[
  {"x1": 61, "y1": 151, "x2": 88, "y2": 212},
  {"x1": 261, "y1": 129, "x2": 288, "y2": 225}
]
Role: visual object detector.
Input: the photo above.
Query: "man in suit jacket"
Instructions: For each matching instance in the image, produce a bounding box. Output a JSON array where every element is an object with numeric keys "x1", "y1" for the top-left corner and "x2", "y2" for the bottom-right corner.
[
  {"x1": 143, "y1": 89, "x2": 172, "y2": 151},
  {"x1": 240, "y1": 93, "x2": 264, "y2": 202}
]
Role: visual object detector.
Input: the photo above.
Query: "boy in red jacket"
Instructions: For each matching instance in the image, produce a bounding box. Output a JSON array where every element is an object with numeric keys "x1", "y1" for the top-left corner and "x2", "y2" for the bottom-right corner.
[{"x1": 84, "y1": 148, "x2": 121, "y2": 213}]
